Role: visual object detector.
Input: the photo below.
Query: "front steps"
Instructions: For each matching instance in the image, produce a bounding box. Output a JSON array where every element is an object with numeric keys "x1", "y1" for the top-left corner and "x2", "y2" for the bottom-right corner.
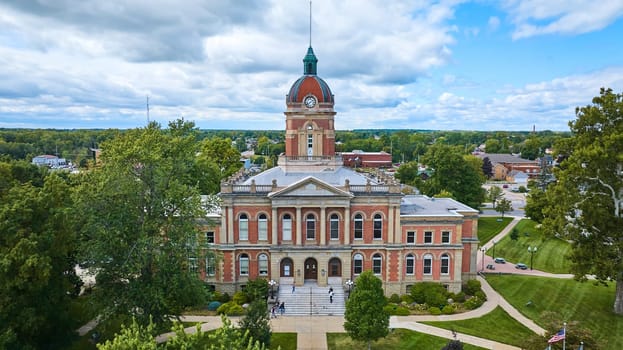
[{"x1": 269, "y1": 281, "x2": 346, "y2": 316}]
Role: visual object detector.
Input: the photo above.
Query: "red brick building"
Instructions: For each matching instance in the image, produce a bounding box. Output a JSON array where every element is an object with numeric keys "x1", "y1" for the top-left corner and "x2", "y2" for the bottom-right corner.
[{"x1": 202, "y1": 46, "x2": 479, "y2": 296}]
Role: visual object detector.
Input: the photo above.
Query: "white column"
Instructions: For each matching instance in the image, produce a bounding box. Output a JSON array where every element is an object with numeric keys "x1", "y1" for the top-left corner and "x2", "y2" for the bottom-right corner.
[
  {"x1": 296, "y1": 207, "x2": 302, "y2": 245},
  {"x1": 272, "y1": 207, "x2": 278, "y2": 244},
  {"x1": 320, "y1": 206, "x2": 326, "y2": 245},
  {"x1": 344, "y1": 207, "x2": 351, "y2": 245},
  {"x1": 227, "y1": 207, "x2": 234, "y2": 243},
  {"x1": 388, "y1": 205, "x2": 395, "y2": 243}
]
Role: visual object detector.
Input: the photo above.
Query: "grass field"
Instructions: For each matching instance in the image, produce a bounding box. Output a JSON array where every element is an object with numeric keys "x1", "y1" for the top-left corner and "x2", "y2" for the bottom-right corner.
[
  {"x1": 486, "y1": 274, "x2": 623, "y2": 350},
  {"x1": 270, "y1": 333, "x2": 297, "y2": 350},
  {"x1": 478, "y1": 216, "x2": 513, "y2": 245},
  {"x1": 422, "y1": 306, "x2": 536, "y2": 347},
  {"x1": 493, "y1": 219, "x2": 572, "y2": 273},
  {"x1": 327, "y1": 329, "x2": 486, "y2": 350}
]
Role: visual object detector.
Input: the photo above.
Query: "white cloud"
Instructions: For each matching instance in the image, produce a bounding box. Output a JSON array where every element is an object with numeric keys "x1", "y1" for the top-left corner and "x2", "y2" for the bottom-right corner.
[
  {"x1": 488, "y1": 16, "x2": 500, "y2": 31},
  {"x1": 502, "y1": 0, "x2": 623, "y2": 39}
]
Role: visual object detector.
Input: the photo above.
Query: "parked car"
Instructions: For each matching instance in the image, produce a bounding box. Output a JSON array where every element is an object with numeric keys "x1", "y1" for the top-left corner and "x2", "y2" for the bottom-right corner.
[
  {"x1": 494, "y1": 257, "x2": 506, "y2": 264},
  {"x1": 502, "y1": 184, "x2": 509, "y2": 188},
  {"x1": 515, "y1": 263, "x2": 528, "y2": 270},
  {"x1": 486, "y1": 264, "x2": 495, "y2": 270}
]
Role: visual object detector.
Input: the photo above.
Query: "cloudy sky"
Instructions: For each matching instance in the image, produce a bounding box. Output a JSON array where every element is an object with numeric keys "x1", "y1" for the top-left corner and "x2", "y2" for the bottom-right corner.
[{"x1": 1, "y1": 0, "x2": 622, "y2": 131}]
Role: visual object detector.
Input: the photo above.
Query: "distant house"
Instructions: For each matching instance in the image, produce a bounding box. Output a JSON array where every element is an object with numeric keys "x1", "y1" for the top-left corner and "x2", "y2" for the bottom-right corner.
[
  {"x1": 32, "y1": 155, "x2": 66, "y2": 168},
  {"x1": 340, "y1": 150, "x2": 392, "y2": 168},
  {"x1": 476, "y1": 153, "x2": 540, "y2": 180},
  {"x1": 506, "y1": 170, "x2": 529, "y2": 186}
]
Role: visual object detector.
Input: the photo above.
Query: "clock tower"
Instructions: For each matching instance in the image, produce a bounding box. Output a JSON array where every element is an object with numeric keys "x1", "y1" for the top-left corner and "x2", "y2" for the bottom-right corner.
[{"x1": 282, "y1": 46, "x2": 338, "y2": 170}]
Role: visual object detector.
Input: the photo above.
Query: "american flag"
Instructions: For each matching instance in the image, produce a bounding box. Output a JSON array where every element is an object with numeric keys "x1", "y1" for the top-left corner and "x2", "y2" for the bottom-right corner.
[{"x1": 548, "y1": 329, "x2": 566, "y2": 343}]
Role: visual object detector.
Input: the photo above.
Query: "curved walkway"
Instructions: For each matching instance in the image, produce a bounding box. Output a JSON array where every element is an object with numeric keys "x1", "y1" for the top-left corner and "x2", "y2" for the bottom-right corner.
[{"x1": 86, "y1": 216, "x2": 563, "y2": 349}]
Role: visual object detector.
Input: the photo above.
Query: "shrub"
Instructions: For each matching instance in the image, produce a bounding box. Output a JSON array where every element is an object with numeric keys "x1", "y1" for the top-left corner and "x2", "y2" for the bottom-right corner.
[
  {"x1": 217, "y1": 301, "x2": 245, "y2": 316},
  {"x1": 383, "y1": 304, "x2": 411, "y2": 316},
  {"x1": 411, "y1": 282, "x2": 449, "y2": 306},
  {"x1": 463, "y1": 296, "x2": 484, "y2": 310},
  {"x1": 474, "y1": 290, "x2": 487, "y2": 301},
  {"x1": 389, "y1": 293, "x2": 401, "y2": 304},
  {"x1": 441, "y1": 305, "x2": 455, "y2": 315},
  {"x1": 401, "y1": 294, "x2": 414, "y2": 304},
  {"x1": 233, "y1": 291, "x2": 248, "y2": 305},
  {"x1": 463, "y1": 279, "x2": 482, "y2": 296},
  {"x1": 207, "y1": 301, "x2": 221, "y2": 311},
  {"x1": 211, "y1": 291, "x2": 222, "y2": 302},
  {"x1": 429, "y1": 306, "x2": 441, "y2": 315},
  {"x1": 450, "y1": 291, "x2": 466, "y2": 303},
  {"x1": 218, "y1": 292, "x2": 231, "y2": 303}
]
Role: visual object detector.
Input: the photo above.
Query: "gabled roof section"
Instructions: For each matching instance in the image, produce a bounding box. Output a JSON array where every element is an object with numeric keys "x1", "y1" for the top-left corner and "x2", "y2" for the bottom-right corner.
[{"x1": 268, "y1": 176, "x2": 353, "y2": 198}]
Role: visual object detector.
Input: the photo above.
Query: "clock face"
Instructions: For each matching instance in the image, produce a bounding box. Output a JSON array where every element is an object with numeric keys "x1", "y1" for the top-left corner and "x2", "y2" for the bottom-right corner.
[{"x1": 304, "y1": 96, "x2": 316, "y2": 108}]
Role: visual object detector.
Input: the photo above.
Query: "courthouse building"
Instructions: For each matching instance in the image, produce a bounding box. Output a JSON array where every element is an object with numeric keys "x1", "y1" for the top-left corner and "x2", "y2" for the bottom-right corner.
[{"x1": 201, "y1": 45, "x2": 479, "y2": 295}]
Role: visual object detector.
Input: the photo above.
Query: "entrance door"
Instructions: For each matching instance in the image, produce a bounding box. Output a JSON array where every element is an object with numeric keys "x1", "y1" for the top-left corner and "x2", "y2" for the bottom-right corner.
[
  {"x1": 280, "y1": 258, "x2": 293, "y2": 277},
  {"x1": 304, "y1": 258, "x2": 318, "y2": 280}
]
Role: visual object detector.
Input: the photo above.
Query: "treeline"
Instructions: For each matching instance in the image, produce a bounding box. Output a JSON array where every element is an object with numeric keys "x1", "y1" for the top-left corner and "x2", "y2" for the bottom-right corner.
[{"x1": 0, "y1": 127, "x2": 569, "y2": 165}]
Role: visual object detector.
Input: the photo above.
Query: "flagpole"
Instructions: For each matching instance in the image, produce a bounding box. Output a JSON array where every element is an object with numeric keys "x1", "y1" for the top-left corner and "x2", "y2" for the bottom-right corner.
[{"x1": 562, "y1": 322, "x2": 566, "y2": 350}]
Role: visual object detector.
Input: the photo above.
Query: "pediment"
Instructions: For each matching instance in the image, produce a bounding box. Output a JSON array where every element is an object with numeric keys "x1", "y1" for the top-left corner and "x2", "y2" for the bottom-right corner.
[{"x1": 268, "y1": 176, "x2": 353, "y2": 198}]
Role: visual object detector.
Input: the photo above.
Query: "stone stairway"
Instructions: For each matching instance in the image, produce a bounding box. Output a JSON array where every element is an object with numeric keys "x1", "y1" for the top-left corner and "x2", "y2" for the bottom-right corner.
[{"x1": 270, "y1": 281, "x2": 346, "y2": 316}]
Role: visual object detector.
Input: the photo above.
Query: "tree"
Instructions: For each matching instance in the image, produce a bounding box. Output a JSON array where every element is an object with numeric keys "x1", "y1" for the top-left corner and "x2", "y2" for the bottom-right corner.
[
  {"x1": 481, "y1": 156, "x2": 493, "y2": 178},
  {"x1": 73, "y1": 120, "x2": 209, "y2": 328},
  {"x1": 495, "y1": 198, "x2": 513, "y2": 217},
  {"x1": 419, "y1": 144, "x2": 486, "y2": 209},
  {"x1": 0, "y1": 171, "x2": 80, "y2": 350},
  {"x1": 195, "y1": 136, "x2": 242, "y2": 194},
  {"x1": 442, "y1": 339, "x2": 464, "y2": 350},
  {"x1": 344, "y1": 271, "x2": 389, "y2": 350},
  {"x1": 525, "y1": 187, "x2": 548, "y2": 223},
  {"x1": 542, "y1": 88, "x2": 623, "y2": 315},
  {"x1": 238, "y1": 299, "x2": 272, "y2": 347},
  {"x1": 510, "y1": 228, "x2": 519, "y2": 241},
  {"x1": 487, "y1": 186, "x2": 503, "y2": 208}
]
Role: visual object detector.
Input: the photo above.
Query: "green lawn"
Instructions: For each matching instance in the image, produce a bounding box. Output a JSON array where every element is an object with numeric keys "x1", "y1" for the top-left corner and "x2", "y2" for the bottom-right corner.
[
  {"x1": 487, "y1": 274, "x2": 623, "y2": 350},
  {"x1": 492, "y1": 219, "x2": 572, "y2": 273},
  {"x1": 478, "y1": 216, "x2": 513, "y2": 245},
  {"x1": 327, "y1": 329, "x2": 486, "y2": 350},
  {"x1": 270, "y1": 332, "x2": 296, "y2": 350},
  {"x1": 422, "y1": 306, "x2": 535, "y2": 347}
]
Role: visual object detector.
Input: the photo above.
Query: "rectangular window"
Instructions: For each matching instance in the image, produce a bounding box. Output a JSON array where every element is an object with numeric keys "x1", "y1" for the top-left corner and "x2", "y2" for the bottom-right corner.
[
  {"x1": 282, "y1": 218, "x2": 292, "y2": 241},
  {"x1": 259, "y1": 258, "x2": 268, "y2": 276},
  {"x1": 354, "y1": 220, "x2": 363, "y2": 239},
  {"x1": 441, "y1": 258, "x2": 449, "y2": 274},
  {"x1": 206, "y1": 256, "x2": 216, "y2": 276},
  {"x1": 330, "y1": 220, "x2": 339, "y2": 240},
  {"x1": 239, "y1": 221, "x2": 248, "y2": 241},
  {"x1": 258, "y1": 220, "x2": 268, "y2": 241},
  {"x1": 442, "y1": 231, "x2": 450, "y2": 244},
  {"x1": 373, "y1": 220, "x2": 382, "y2": 239},
  {"x1": 188, "y1": 257, "x2": 198, "y2": 273},
  {"x1": 306, "y1": 220, "x2": 315, "y2": 239},
  {"x1": 406, "y1": 258, "x2": 414, "y2": 275},
  {"x1": 423, "y1": 258, "x2": 432, "y2": 275},
  {"x1": 240, "y1": 258, "x2": 249, "y2": 276},
  {"x1": 406, "y1": 231, "x2": 415, "y2": 244},
  {"x1": 424, "y1": 231, "x2": 433, "y2": 244},
  {"x1": 205, "y1": 231, "x2": 215, "y2": 244},
  {"x1": 373, "y1": 259, "x2": 382, "y2": 274},
  {"x1": 354, "y1": 259, "x2": 363, "y2": 274}
]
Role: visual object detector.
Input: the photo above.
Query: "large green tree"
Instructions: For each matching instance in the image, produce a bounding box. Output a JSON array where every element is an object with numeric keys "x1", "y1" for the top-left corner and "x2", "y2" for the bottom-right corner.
[
  {"x1": 542, "y1": 88, "x2": 623, "y2": 315},
  {"x1": 0, "y1": 170, "x2": 79, "y2": 349},
  {"x1": 73, "y1": 120, "x2": 209, "y2": 327},
  {"x1": 487, "y1": 186, "x2": 503, "y2": 209},
  {"x1": 344, "y1": 271, "x2": 389, "y2": 350},
  {"x1": 418, "y1": 144, "x2": 486, "y2": 209}
]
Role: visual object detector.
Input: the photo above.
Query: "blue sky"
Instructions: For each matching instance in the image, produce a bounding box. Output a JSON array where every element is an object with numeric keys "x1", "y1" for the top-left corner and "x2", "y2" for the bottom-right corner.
[{"x1": 1, "y1": 0, "x2": 622, "y2": 131}]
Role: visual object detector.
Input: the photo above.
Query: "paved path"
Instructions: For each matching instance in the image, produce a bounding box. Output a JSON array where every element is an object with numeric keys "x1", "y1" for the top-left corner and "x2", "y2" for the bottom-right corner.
[{"x1": 82, "y1": 216, "x2": 559, "y2": 349}]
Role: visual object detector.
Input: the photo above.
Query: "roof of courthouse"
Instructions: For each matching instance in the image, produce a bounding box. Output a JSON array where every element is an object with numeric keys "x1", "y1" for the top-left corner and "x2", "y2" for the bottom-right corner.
[
  {"x1": 400, "y1": 195, "x2": 478, "y2": 216},
  {"x1": 241, "y1": 165, "x2": 375, "y2": 186}
]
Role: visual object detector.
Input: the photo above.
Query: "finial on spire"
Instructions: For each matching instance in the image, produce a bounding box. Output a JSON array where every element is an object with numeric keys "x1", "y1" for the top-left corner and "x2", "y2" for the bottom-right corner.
[{"x1": 309, "y1": 1, "x2": 312, "y2": 47}]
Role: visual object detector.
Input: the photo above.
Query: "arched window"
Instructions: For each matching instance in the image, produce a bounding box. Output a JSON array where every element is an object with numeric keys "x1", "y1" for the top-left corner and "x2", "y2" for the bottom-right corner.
[
  {"x1": 441, "y1": 254, "x2": 450, "y2": 275},
  {"x1": 372, "y1": 253, "x2": 382, "y2": 274},
  {"x1": 258, "y1": 213, "x2": 268, "y2": 241},
  {"x1": 423, "y1": 254, "x2": 433, "y2": 275},
  {"x1": 239, "y1": 254, "x2": 249, "y2": 276},
  {"x1": 282, "y1": 214, "x2": 292, "y2": 241},
  {"x1": 239, "y1": 214, "x2": 248, "y2": 241},
  {"x1": 306, "y1": 213, "x2": 316, "y2": 239},
  {"x1": 330, "y1": 214, "x2": 339, "y2": 240},
  {"x1": 373, "y1": 214, "x2": 382, "y2": 239},
  {"x1": 258, "y1": 254, "x2": 268, "y2": 276},
  {"x1": 354, "y1": 214, "x2": 363, "y2": 239},
  {"x1": 405, "y1": 254, "x2": 415, "y2": 275},
  {"x1": 353, "y1": 253, "x2": 363, "y2": 275}
]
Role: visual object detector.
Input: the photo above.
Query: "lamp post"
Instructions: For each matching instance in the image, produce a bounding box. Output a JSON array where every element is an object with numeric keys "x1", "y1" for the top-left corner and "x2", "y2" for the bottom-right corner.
[
  {"x1": 492, "y1": 240, "x2": 497, "y2": 259},
  {"x1": 528, "y1": 246, "x2": 537, "y2": 270},
  {"x1": 480, "y1": 247, "x2": 486, "y2": 272},
  {"x1": 269, "y1": 279, "x2": 276, "y2": 300},
  {"x1": 345, "y1": 279, "x2": 354, "y2": 299}
]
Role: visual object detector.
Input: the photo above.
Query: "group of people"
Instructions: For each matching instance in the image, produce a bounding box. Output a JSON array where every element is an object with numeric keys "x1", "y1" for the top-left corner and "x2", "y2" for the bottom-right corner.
[{"x1": 271, "y1": 301, "x2": 285, "y2": 318}]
